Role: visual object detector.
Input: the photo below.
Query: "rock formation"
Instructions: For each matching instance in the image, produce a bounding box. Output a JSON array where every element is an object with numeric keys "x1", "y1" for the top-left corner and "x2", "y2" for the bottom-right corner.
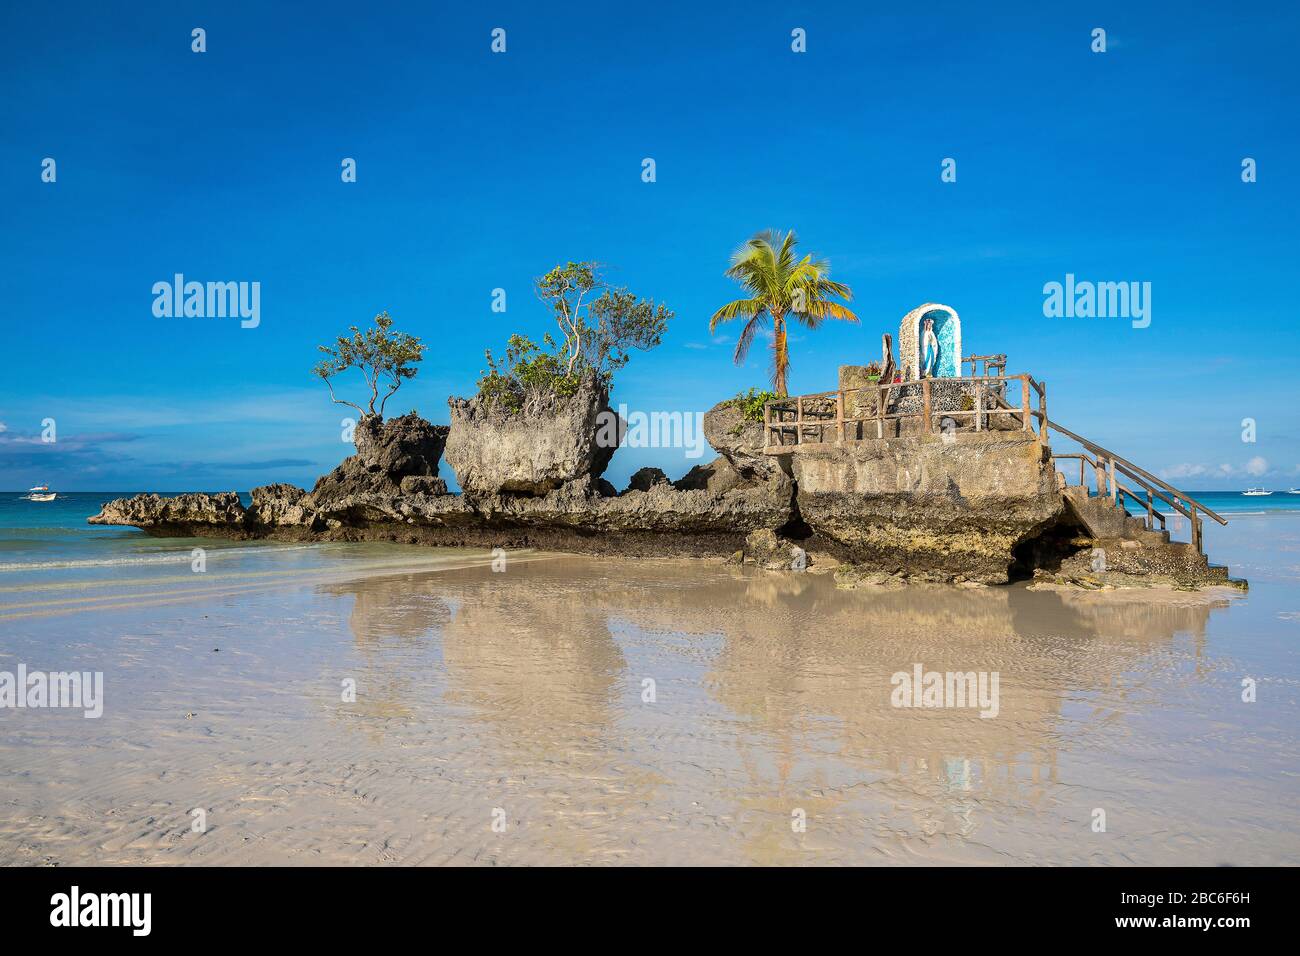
[
  {"x1": 86, "y1": 385, "x2": 1238, "y2": 588},
  {"x1": 310, "y1": 413, "x2": 448, "y2": 505},
  {"x1": 789, "y1": 432, "x2": 1062, "y2": 584},
  {"x1": 88, "y1": 491, "x2": 246, "y2": 533},
  {"x1": 701, "y1": 399, "x2": 783, "y2": 481},
  {"x1": 444, "y1": 372, "x2": 615, "y2": 498}
]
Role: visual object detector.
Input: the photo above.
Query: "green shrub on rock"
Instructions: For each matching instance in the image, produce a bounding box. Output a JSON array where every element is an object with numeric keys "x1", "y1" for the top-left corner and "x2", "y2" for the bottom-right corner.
[{"x1": 476, "y1": 261, "x2": 673, "y2": 414}]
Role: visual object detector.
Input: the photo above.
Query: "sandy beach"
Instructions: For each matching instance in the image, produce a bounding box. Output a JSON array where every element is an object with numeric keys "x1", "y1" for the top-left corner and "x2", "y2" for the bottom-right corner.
[{"x1": 1, "y1": 516, "x2": 1296, "y2": 866}]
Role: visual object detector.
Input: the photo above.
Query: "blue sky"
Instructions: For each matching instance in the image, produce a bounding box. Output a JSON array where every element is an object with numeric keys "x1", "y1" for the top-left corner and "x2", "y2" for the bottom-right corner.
[{"x1": 1, "y1": 0, "x2": 1296, "y2": 492}]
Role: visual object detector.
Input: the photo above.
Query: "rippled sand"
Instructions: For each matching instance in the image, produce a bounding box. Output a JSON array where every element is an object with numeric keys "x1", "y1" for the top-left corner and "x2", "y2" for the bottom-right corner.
[{"x1": 1, "y1": 522, "x2": 1297, "y2": 866}]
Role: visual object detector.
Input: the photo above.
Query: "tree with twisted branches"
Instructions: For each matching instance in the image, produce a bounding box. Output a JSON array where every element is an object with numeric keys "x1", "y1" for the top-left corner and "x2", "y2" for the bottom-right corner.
[{"x1": 312, "y1": 311, "x2": 426, "y2": 418}]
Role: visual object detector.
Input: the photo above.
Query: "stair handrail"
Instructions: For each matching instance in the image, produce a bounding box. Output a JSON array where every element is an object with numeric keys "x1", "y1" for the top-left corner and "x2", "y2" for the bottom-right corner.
[{"x1": 1043, "y1": 419, "x2": 1227, "y2": 526}]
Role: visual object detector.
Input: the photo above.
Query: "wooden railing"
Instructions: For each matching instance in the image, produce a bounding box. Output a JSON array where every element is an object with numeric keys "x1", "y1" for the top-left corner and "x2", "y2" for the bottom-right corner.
[
  {"x1": 760, "y1": 366, "x2": 1225, "y2": 558},
  {"x1": 1045, "y1": 420, "x2": 1227, "y2": 557},
  {"x1": 963, "y1": 353, "x2": 1006, "y2": 379},
  {"x1": 762, "y1": 373, "x2": 1047, "y2": 451}
]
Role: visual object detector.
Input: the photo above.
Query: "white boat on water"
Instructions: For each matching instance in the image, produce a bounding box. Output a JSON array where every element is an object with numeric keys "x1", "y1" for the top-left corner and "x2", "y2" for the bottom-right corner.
[
  {"x1": 25, "y1": 483, "x2": 55, "y2": 502},
  {"x1": 1242, "y1": 487, "x2": 1272, "y2": 497},
  {"x1": 1288, "y1": 488, "x2": 1300, "y2": 495}
]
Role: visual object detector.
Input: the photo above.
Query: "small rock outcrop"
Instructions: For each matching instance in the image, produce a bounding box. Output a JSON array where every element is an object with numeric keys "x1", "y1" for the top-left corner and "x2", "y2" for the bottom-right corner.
[
  {"x1": 309, "y1": 413, "x2": 448, "y2": 505},
  {"x1": 444, "y1": 373, "x2": 616, "y2": 498},
  {"x1": 248, "y1": 483, "x2": 316, "y2": 528},
  {"x1": 672, "y1": 456, "x2": 746, "y2": 496},
  {"x1": 88, "y1": 492, "x2": 246, "y2": 530},
  {"x1": 702, "y1": 400, "x2": 782, "y2": 481},
  {"x1": 625, "y1": 467, "x2": 669, "y2": 493},
  {"x1": 739, "y1": 527, "x2": 810, "y2": 571}
]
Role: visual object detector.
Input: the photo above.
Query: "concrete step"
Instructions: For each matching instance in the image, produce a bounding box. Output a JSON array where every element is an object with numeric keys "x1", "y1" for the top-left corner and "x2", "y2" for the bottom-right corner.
[
  {"x1": 1123, "y1": 515, "x2": 1170, "y2": 544},
  {"x1": 1101, "y1": 537, "x2": 1211, "y2": 577}
]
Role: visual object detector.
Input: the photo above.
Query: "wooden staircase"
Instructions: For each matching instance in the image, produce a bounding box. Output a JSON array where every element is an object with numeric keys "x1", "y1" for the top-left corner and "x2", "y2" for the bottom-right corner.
[
  {"x1": 1047, "y1": 422, "x2": 1235, "y2": 584},
  {"x1": 1046, "y1": 420, "x2": 1227, "y2": 559}
]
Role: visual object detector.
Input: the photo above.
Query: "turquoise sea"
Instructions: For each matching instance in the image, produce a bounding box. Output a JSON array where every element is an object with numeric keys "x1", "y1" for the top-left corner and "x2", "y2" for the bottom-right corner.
[
  {"x1": 0, "y1": 492, "x2": 492, "y2": 613},
  {"x1": 2, "y1": 489, "x2": 1298, "y2": 575}
]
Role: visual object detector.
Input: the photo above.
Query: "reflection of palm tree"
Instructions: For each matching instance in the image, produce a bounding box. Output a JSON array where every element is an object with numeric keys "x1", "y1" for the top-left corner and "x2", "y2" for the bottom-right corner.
[{"x1": 710, "y1": 229, "x2": 857, "y2": 396}]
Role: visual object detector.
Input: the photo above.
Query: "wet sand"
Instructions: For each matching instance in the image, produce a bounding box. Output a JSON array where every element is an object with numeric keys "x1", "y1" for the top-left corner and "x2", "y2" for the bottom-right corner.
[{"x1": 1, "y1": 521, "x2": 1297, "y2": 866}]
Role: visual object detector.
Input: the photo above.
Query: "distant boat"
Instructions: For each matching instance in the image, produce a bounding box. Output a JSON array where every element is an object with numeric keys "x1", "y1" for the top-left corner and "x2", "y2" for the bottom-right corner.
[
  {"x1": 25, "y1": 483, "x2": 55, "y2": 502},
  {"x1": 1242, "y1": 488, "x2": 1272, "y2": 497},
  {"x1": 1288, "y1": 488, "x2": 1300, "y2": 495}
]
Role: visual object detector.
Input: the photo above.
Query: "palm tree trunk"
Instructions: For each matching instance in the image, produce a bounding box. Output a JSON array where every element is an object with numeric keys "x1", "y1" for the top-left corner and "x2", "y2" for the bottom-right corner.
[{"x1": 772, "y1": 313, "x2": 789, "y2": 397}]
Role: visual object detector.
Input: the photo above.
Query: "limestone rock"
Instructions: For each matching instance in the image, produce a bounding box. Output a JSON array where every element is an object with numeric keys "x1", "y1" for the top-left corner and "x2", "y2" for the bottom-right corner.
[
  {"x1": 625, "y1": 467, "x2": 669, "y2": 493},
  {"x1": 88, "y1": 492, "x2": 246, "y2": 529},
  {"x1": 247, "y1": 483, "x2": 316, "y2": 527},
  {"x1": 702, "y1": 400, "x2": 782, "y2": 481},
  {"x1": 399, "y1": 475, "x2": 449, "y2": 496},
  {"x1": 790, "y1": 432, "x2": 1063, "y2": 584},
  {"x1": 444, "y1": 372, "x2": 616, "y2": 498},
  {"x1": 673, "y1": 456, "x2": 745, "y2": 496},
  {"x1": 309, "y1": 413, "x2": 448, "y2": 505},
  {"x1": 744, "y1": 528, "x2": 781, "y2": 564}
]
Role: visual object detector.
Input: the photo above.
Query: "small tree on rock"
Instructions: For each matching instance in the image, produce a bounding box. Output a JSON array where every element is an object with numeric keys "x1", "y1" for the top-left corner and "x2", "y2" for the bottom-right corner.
[
  {"x1": 535, "y1": 262, "x2": 672, "y2": 381},
  {"x1": 477, "y1": 262, "x2": 672, "y2": 410},
  {"x1": 313, "y1": 311, "x2": 426, "y2": 418}
]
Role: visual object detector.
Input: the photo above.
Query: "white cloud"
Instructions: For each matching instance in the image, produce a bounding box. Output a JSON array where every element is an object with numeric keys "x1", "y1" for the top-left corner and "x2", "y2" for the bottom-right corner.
[{"x1": 1163, "y1": 457, "x2": 1271, "y2": 481}]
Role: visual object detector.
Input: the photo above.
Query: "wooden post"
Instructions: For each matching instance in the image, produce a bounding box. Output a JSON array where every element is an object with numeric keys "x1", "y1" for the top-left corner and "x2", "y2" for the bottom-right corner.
[
  {"x1": 1038, "y1": 381, "x2": 1047, "y2": 443},
  {"x1": 1021, "y1": 377, "x2": 1031, "y2": 431},
  {"x1": 1093, "y1": 456, "x2": 1106, "y2": 497},
  {"x1": 1191, "y1": 507, "x2": 1202, "y2": 555},
  {"x1": 1145, "y1": 490, "x2": 1154, "y2": 529},
  {"x1": 1079, "y1": 459, "x2": 1085, "y2": 487},
  {"x1": 1108, "y1": 458, "x2": 1117, "y2": 503}
]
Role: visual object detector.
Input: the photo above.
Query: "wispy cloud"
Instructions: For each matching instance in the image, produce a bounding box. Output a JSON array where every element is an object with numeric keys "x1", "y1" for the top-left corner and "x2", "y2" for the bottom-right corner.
[
  {"x1": 164, "y1": 458, "x2": 316, "y2": 472},
  {"x1": 1161, "y1": 456, "x2": 1270, "y2": 481}
]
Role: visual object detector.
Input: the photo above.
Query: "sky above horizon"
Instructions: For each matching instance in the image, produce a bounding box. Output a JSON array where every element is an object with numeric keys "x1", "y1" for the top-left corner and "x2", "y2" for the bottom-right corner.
[{"x1": 2, "y1": 0, "x2": 1297, "y2": 492}]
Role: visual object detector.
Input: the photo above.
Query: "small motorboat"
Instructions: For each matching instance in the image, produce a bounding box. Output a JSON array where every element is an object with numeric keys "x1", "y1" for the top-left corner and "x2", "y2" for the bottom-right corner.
[
  {"x1": 25, "y1": 483, "x2": 55, "y2": 502},
  {"x1": 1242, "y1": 487, "x2": 1272, "y2": 497},
  {"x1": 1288, "y1": 488, "x2": 1300, "y2": 495}
]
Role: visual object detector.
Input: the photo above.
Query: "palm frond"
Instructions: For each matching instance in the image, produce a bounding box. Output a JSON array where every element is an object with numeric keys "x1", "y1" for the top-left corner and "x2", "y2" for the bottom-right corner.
[
  {"x1": 733, "y1": 314, "x2": 766, "y2": 364},
  {"x1": 710, "y1": 296, "x2": 766, "y2": 333}
]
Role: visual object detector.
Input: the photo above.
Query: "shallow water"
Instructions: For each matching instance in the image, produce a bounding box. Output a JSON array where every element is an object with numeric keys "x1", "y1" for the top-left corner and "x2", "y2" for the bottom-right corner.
[{"x1": 0, "y1": 513, "x2": 1296, "y2": 866}]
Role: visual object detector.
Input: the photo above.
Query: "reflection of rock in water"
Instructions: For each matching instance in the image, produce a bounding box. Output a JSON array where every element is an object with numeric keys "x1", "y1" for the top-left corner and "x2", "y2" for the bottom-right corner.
[
  {"x1": 326, "y1": 571, "x2": 454, "y2": 647},
  {"x1": 438, "y1": 568, "x2": 626, "y2": 747},
  {"x1": 321, "y1": 572, "x2": 454, "y2": 728},
  {"x1": 318, "y1": 556, "x2": 1234, "y2": 863},
  {"x1": 453, "y1": 561, "x2": 1227, "y2": 862},
  {"x1": 435, "y1": 563, "x2": 648, "y2": 863}
]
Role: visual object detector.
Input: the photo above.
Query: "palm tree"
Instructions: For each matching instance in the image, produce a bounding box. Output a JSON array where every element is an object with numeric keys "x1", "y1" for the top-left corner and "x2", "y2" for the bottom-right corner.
[{"x1": 709, "y1": 229, "x2": 857, "y2": 396}]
